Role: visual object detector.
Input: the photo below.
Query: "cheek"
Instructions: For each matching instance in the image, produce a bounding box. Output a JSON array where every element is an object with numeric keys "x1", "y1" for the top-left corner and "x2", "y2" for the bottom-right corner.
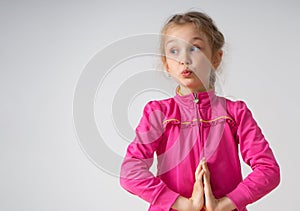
[
  {"x1": 192, "y1": 54, "x2": 212, "y2": 72},
  {"x1": 165, "y1": 58, "x2": 179, "y2": 69},
  {"x1": 191, "y1": 54, "x2": 213, "y2": 81}
]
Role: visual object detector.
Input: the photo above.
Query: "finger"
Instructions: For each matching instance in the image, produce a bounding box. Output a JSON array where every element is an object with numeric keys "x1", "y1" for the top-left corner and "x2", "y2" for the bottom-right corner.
[
  {"x1": 202, "y1": 160, "x2": 210, "y2": 177},
  {"x1": 195, "y1": 167, "x2": 203, "y2": 181},
  {"x1": 203, "y1": 172, "x2": 211, "y2": 196},
  {"x1": 195, "y1": 159, "x2": 204, "y2": 178},
  {"x1": 196, "y1": 168, "x2": 204, "y2": 180},
  {"x1": 198, "y1": 169, "x2": 205, "y2": 184},
  {"x1": 203, "y1": 169, "x2": 210, "y2": 185},
  {"x1": 197, "y1": 157, "x2": 206, "y2": 172},
  {"x1": 203, "y1": 166, "x2": 213, "y2": 197},
  {"x1": 195, "y1": 163, "x2": 201, "y2": 176},
  {"x1": 202, "y1": 162, "x2": 210, "y2": 184},
  {"x1": 200, "y1": 157, "x2": 206, "y2": 165}
]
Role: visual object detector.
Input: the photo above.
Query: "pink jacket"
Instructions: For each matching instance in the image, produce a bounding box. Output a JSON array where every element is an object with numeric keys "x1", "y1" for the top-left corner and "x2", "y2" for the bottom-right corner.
[{"x1": 120, "y1": 87, "x2": 280, "y2": 211}]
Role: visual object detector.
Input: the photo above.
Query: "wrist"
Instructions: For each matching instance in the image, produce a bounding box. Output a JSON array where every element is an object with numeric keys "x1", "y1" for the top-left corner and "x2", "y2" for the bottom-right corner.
[
  {"x1": 172, "y1": 196, "x2": 191, "y2": 211},
  {"x1": 216, "y1": 197, "x2": 236, "y2": 211}
]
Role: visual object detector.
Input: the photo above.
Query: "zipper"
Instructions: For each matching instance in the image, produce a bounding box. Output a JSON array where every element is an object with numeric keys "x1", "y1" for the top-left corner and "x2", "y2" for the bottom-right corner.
[{"x1": 193, "y1": 92, "x2": 204, "y2": 159}]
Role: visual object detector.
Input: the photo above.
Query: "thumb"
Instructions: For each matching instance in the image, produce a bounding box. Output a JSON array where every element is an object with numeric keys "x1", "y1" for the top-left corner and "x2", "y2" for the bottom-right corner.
[
  {"x1": 202, "y1": 162, "x2": 213, "y2": 196},
  {"x1": 203, "y1": 170, "x2": 212, "y2": 196}
]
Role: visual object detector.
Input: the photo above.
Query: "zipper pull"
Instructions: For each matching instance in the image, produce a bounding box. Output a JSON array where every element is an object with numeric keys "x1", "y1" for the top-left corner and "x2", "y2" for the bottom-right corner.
[{"x1": 193, "y1": 93, "x2": 199, "y2": 103}]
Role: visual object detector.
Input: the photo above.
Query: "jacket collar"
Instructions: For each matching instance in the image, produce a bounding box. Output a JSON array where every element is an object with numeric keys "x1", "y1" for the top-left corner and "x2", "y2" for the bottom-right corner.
[{"x1": 174, "y1": 85, "x2": 217, "y2": 109}]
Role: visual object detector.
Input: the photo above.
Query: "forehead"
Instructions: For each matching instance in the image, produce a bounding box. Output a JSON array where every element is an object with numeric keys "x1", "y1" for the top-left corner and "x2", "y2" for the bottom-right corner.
[{"x1": 164, "y1": 23, "x2": 208, "y2": 44}]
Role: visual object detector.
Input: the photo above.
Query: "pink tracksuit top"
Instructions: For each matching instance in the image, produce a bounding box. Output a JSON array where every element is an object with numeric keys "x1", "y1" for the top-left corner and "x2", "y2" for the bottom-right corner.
[{"x1": 120, "y1": 87, "x2": 280, "y2": 211}]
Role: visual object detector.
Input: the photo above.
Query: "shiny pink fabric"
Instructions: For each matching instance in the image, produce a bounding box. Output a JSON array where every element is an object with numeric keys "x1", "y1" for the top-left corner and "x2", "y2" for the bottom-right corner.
[{"x1": 120, "y1": 89, "x2": 280, "y2": 211}]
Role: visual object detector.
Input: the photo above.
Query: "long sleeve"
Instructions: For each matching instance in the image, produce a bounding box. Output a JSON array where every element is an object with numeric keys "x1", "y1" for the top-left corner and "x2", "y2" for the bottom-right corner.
[
  {"x1": 226, "y1": 100, "x2": 280, "y2": 210},
  {"x1": 120, "y1": 101, "x2": 180, "y2": 210}
]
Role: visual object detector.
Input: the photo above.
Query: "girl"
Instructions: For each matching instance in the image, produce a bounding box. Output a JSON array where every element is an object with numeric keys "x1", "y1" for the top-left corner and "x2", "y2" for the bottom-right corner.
[{"x1": 120, "y1": 11, "x2": 280, "y2": 211}]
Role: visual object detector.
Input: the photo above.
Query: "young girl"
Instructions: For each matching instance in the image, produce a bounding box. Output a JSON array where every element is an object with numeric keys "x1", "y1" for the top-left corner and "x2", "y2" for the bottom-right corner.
[{"x1": 120, "y1": 11, "x2": 280, "y2": 211}]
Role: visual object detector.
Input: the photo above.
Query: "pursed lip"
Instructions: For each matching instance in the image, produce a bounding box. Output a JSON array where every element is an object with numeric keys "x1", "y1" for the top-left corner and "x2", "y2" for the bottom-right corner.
[{"x1": 181, "y1": 68, "x2": 193, "y2": 74}]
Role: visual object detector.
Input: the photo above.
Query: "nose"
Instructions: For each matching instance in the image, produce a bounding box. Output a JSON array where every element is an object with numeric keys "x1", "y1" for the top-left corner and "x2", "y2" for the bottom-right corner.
[
  {"x1": 179, "y1": 51, "x2": 192, "y2": 67},
  {"x1": 179, "y1": 60, "x2": 190, "y2": 66}
]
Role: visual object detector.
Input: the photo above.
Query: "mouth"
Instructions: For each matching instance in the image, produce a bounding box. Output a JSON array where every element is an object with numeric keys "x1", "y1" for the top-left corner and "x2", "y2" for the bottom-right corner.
[{"x1": 181, "y1": 69, "x2": 193, "y2": 77}]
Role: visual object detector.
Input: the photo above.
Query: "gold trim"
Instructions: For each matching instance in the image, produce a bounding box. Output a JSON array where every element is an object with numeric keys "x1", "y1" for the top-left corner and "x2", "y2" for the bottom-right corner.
[
  {"x1": 162, "y1": 118, "x2": 180, "y2": 125},
  {"x1": 176, "y1": 85, "x2": 183, "y2": 96},
  {"x1": 162, "y1": 116, "x2": 234, "y2": 125},
  {"x1": 201, "y1": 115, "x2": 233, "y2": 123}
]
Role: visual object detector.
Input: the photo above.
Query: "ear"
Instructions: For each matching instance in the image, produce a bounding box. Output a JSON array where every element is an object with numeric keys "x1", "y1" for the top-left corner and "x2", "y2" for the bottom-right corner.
[
  {"x1": 161, "y1": 56, "x2": 170, "y2": 72},
  {"x1": 212, "y1": 50, "x2": 223, "y2": 70},
  {"x1": 164, "y1": 63, "x2": 170, "y2": 72}
]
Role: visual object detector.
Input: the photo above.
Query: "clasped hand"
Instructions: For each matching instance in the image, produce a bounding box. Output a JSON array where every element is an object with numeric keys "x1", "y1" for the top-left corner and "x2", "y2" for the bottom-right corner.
[{"x1": 188, "y1": 158, "x2": 221, "y2": 211}]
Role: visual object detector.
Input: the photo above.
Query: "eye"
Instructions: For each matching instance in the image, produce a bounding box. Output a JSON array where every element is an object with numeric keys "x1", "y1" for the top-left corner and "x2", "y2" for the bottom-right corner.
[
  {"x1": 190, "y1": 45, "x2": 201, "y2": 52},
  {"x1": 169, "y1": 48, "x2": 178, "y2": 54}
]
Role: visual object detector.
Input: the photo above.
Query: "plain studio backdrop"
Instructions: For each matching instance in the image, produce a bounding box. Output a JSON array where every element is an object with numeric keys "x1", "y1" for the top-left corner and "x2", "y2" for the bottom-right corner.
[{"x1": 1, "y1": 0, "x2": 299, "y2": 210}]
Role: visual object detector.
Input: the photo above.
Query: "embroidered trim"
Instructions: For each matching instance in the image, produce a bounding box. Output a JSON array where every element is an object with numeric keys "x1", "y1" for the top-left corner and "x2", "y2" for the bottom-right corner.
[
  {"x1": 162, "y1": 118, "x2": 180, "y2": 124},
  {"x1": 162, "y1": 116, "x2": 234, "y2": 125}
]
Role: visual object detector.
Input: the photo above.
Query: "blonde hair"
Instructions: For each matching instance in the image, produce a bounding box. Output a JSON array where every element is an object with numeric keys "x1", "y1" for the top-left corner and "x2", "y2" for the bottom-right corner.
[{"x1": 160, "y1": 11, "x2": 225, "y2": 88}]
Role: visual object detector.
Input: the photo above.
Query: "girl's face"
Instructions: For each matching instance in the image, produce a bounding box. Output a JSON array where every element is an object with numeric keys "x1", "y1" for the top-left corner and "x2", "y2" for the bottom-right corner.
[{"x1": 163, "y1": 23, "x2": 221, "y2": 92}]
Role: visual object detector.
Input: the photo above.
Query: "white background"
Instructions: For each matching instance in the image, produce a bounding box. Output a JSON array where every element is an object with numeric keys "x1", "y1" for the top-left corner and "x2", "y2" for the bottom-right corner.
[{"x1": 1, "y1": 0, "x2": 299, "y2": 210}]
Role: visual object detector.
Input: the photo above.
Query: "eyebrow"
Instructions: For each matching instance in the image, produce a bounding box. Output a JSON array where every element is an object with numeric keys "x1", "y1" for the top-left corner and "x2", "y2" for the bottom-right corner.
[
  {"x1": 165, "y1": 37, "x2": 204, "y2": 46},
  {"x1": 192, "y1": 37, "x2": 204, "y2": 42}
]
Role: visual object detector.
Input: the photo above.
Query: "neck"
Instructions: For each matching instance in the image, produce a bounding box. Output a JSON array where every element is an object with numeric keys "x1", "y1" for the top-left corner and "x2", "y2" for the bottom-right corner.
[{"x1": 177, "y1": 85, "x2": 213, "y2": 96}]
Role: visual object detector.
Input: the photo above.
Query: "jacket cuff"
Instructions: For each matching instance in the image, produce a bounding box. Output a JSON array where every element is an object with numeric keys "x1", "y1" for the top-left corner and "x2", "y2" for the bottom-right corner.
[
  {"x1": 226, "y1": 183, "x2": 253, "y2": 211},
  {"x1": 151, "y1": 185, "x2": 180, "y2": 210}
]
